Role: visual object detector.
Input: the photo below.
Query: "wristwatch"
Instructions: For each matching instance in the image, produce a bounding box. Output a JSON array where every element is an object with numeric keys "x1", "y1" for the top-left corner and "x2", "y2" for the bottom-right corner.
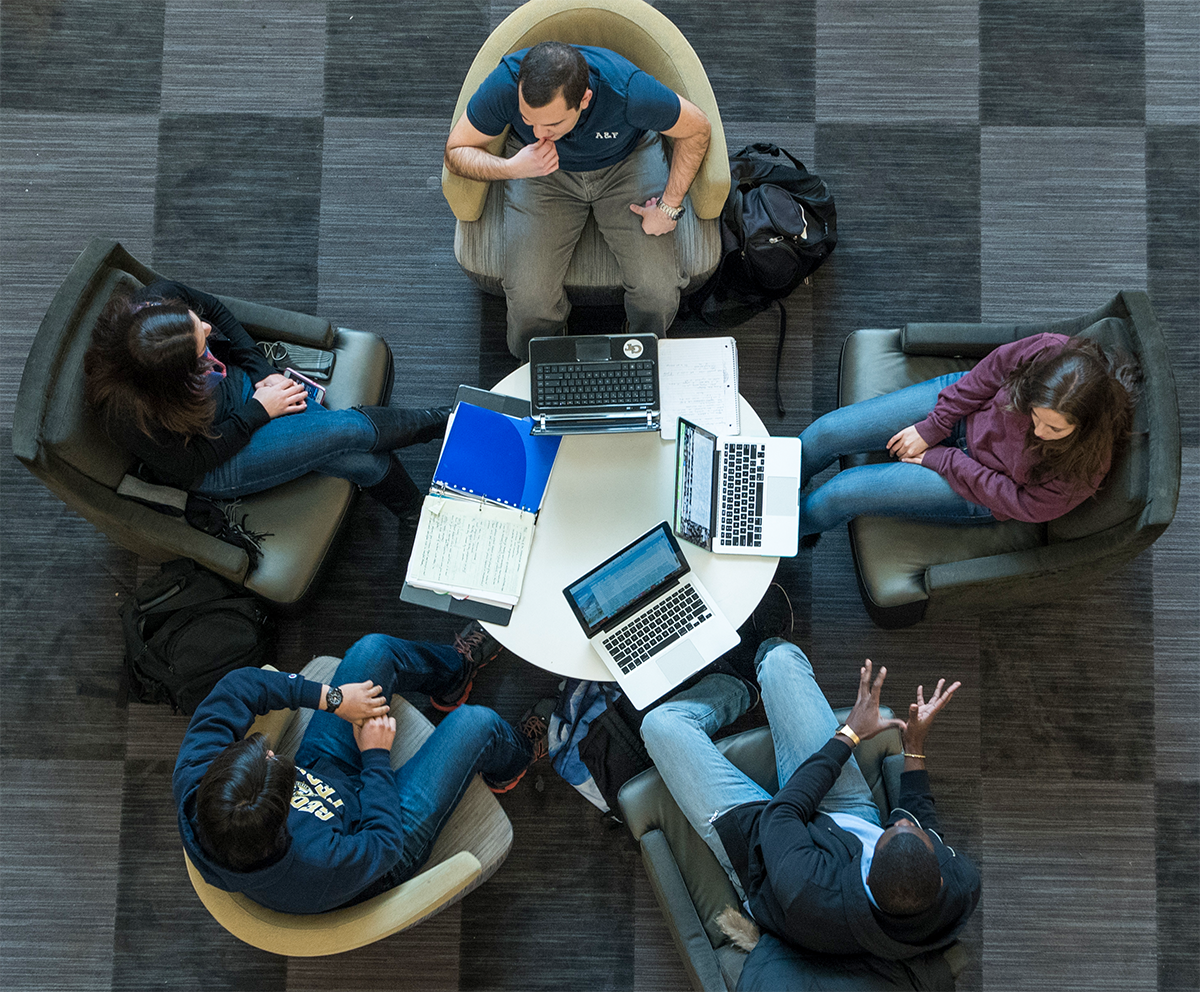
[
  {"x1": 325, "y1": 685, "x2": 343, "y2": 713},
  {"x1": 835, "y1": 724, "x2": 861, "y2": 747},
  {"x1": 656, "y1": 199, "x2": 685, "y2": 221}
]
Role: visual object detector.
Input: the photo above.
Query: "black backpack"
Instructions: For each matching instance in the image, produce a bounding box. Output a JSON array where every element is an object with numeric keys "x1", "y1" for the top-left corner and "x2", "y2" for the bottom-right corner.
[
  {"x1": 120, "y1": 558, "x2": 277, "y2": 715},
  {"x1": 690, "y1": 143, "x2": 838, "y2": 413},
  {"x1": 576, "y1": 692, "x2": 652, "y2": 818}
]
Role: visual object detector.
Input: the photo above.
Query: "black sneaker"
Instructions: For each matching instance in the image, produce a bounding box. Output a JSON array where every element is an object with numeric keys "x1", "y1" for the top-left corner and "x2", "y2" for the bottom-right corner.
[
  {"x1": 430, "y1": 622, "x2": 504, "y2": 712},
  {"x1": 486, "y1": 698, "x2": 554, "y2": 794},
  {"x1": 752, "y1": 582, "x2": 794, "y2": 643}
]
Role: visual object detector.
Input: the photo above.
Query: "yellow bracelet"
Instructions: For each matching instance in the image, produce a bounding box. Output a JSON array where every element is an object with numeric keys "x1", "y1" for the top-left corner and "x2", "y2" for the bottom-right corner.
[{"x1": 903, "y1": 752, "x2": 926, "y2": 760}]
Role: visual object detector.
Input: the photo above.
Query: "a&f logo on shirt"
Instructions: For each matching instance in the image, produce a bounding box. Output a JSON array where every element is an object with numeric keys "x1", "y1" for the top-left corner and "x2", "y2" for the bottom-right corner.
[
  {"x1": 291, "y1": 767, "x2": 343, "y2": 822},
  {"x1": 595, "y1": 131, "x2": 619, "y2": 139}
]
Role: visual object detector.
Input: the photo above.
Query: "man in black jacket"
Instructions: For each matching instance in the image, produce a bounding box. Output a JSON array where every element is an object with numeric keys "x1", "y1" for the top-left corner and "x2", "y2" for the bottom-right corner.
[{"x1": 639, "y1": 637, "x2": 980, "y2": 960}]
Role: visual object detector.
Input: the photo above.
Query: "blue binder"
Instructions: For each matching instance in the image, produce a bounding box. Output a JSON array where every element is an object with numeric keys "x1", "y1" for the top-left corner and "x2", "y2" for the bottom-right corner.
[{"x1": 433, "y1": 401, "x2": 561, "y2": 513}]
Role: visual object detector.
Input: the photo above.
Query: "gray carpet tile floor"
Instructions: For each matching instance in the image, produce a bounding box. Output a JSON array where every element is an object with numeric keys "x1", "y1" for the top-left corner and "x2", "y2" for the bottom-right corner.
[{"x1": 1, "y1": 2, "x2": 1197, "y2": 990}]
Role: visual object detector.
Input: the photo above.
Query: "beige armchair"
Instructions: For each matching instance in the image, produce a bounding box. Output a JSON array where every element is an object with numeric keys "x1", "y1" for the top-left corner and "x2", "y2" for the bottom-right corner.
[
  {"x1": 443, "y1": 0, "x2": 729, "y2": 304},
  {"x1": 183, "y1": 657, "x2": 513, "y2": 956}
]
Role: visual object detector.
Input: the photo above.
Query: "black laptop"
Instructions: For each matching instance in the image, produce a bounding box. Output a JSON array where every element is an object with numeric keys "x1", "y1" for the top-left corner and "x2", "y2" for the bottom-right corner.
[{"x1": 528, "y1": 334, "x2": 660, "y2": 435}]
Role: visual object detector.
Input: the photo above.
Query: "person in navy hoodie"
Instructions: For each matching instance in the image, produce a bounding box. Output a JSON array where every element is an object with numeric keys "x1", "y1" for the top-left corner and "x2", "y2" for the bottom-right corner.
[
  {"x1": 173, "y1": 625, "x2": 545, "y2": 914},
  {"x1": 444, "y1": 40, "x2": 711, "y2": 357}
]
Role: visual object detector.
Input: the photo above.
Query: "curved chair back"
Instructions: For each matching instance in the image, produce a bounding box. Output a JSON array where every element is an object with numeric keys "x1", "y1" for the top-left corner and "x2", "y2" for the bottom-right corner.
[
  {"x1": 183, "y1": 657, "x2": 514, "y2": 956},
  {"x1": 442, "y1": 0, "x2": 730, "y2": 223}
]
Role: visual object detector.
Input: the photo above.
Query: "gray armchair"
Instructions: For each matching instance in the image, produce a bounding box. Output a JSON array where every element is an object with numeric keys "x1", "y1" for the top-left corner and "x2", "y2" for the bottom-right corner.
[
  {"x1": 836, "y1": 291, "x2": 1180, "y2": 628},
  {"x1": 13, "y1": 238, "x2": 394, "y2": 605},
  {"x1": 618, "y1": 707, "x2": 967, "y2": 991}
]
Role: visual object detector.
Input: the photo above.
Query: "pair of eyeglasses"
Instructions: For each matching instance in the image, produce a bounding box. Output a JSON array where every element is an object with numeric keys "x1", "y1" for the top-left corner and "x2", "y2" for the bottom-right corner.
[{"x1": 256, "y1": 341, "x2": 289, "y2": 362}]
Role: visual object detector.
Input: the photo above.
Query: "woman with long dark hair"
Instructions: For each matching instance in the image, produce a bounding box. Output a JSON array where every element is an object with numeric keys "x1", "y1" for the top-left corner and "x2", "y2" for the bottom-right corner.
[
  {"x1": 85, "y1": 280, "x2": 448, "y2": 519},
  {"x1": 796, "y1": 333, "x2": 1140, "y2": 538}
]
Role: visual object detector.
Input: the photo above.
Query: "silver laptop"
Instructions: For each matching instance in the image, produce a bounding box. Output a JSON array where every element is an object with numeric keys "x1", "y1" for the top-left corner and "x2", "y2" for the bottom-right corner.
[
  {"x1": 673, "y1": 418, "x2": 802, "y2": 557},
  {"x1": 562, "y1": 522, "x2": 739, "y2": 710}
]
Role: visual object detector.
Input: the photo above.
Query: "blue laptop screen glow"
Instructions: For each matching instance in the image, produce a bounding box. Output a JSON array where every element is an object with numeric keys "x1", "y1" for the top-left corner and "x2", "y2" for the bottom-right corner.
[{"x1": 567, "y1": 526, "x2": 684, "y2": 630}]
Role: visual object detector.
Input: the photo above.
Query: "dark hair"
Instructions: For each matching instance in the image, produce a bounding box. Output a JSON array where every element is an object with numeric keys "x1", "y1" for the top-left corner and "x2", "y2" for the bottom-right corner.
[
  {"x1": 1003, "y1": 336, "x2": 1141, "y2": 486},
  {"x1": 517, "y1": 42, "x2": 589, "y2": 109},
  {"x1": 84, "y1": 289, "x2": 218, "y2": 440},
  {"x1": 868, "y1": 831, "x2": 942, "y2": 916},
  {"x1": 195, "y1": 733, "x2": 295, "y2": 873}
]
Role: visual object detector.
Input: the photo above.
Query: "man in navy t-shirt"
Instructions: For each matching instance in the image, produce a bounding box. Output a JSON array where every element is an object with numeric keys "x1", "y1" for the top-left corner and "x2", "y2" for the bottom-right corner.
[{"x1": 445, "y1": 42, "x2": 712, "y2": 357}]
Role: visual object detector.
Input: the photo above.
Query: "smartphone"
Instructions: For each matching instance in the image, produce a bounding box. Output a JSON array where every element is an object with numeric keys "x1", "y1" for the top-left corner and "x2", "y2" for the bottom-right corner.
[{"x1": 284, "y1": 367, "x2": 326, "y2": 406}]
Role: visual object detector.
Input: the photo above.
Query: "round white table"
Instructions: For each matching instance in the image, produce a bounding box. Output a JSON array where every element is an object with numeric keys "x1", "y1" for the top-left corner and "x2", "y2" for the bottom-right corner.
[{"x1": 482, "y1": 366, "x2": 779, "y2": 680}]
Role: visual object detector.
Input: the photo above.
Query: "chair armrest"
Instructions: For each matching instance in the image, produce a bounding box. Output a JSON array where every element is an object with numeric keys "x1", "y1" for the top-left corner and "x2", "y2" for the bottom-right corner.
[
  {"x1": 185, "y1": 849, "x2": 482, "y2": 957},
  {"x1": 32, "y1": 463, "x2": 249, "y2": 579},
  {"x1": 900, "y1": 323, "x2": 1026, "y2": 357},
  {"x1": 640, "y1": 830, "x2": 729, "y2": 992},
  {"x1": 216, "y1": 295, "x2": 336, "y2": 349},
  {"x1": 442, "y1": 129, "x2": 509, "y2": 223},
  {"x1": 924, "y1": 525, "x2": 1143, "y2": 594}
]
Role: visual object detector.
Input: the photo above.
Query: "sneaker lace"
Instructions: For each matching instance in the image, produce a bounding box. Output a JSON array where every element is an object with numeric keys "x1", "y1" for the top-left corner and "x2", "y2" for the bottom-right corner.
[
  {"x1": 520, "y1": 713, "x2": 549, "y2": 762},
  {"x1": 453, "y1": 629, "x2": 485, "y2": 665}
]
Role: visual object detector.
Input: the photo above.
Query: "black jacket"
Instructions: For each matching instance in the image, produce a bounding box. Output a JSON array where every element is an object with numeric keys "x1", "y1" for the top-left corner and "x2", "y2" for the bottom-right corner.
[
  {"x1": 715, "y1": 738, "x2": 980, "y2": 960},
  {"x1": 106, "y1": 280, "x2": 276, "y2": 489}
]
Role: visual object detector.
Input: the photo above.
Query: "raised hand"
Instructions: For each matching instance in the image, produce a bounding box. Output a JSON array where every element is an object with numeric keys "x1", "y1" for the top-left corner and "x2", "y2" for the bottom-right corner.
[
  {"x1": 331, "y1": 680, "x2": 390, "y2": 724},
  {"x1": 842, "y1": 659, "x2": 908, "y2": 742},
  {"x1": 354, "y1": 715, "x2": 396, "y2": 753},
  {"x1": 904, "y1": 678, "x2": 961, "y2": 753}
]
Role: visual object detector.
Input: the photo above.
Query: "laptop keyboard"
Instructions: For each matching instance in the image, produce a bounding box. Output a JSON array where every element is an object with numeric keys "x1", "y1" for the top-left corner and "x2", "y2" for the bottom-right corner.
[
  {"x1": 535, "y1": 361, "x2": 655, "y2": 409},
  {"x1": 602, "y1": 584, "x2": 713, "y2": 674},
  {"x1": 719, "y1": 443, "x2": 766, "y2": 547}
]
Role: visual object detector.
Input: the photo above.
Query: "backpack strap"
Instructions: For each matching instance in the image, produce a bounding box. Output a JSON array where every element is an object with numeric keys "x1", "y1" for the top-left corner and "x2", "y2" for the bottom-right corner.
[{"x1": 773, "y1": 301, "x2": 788, "y2": 418}]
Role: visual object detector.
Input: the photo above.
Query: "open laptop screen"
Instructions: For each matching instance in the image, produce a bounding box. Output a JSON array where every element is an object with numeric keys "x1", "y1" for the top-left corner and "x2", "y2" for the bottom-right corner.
[
  {"x1": 564, "y1": 523, "x2": 689, "y2": 636},
  {"x1": 674, "y1": 419, "x2": 717, "y2": 549}
]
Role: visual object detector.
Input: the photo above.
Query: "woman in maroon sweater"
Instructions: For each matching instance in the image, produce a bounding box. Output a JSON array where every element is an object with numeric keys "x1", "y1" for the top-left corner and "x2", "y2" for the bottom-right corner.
[{"x1": 797, "y1": 333, "x2": 1139, "y2": 538}]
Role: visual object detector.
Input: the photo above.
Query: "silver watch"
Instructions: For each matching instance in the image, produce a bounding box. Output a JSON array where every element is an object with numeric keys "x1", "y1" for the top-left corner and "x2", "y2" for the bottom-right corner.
[{"x1": 656, "y1": 199, "x2": 685, "y2": 221}]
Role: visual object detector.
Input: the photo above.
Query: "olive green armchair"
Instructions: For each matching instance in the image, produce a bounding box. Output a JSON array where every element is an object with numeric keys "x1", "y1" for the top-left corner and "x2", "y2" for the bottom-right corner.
[
  {"x1": 618, "y1": 707, "x2": 967, "y2": 990},
  {"x1": 836, "y1": 291, "x2": 1180, "y2": 628},
  {"x1": 13, "y1": 238, "x2": 394, "y2": 605}
]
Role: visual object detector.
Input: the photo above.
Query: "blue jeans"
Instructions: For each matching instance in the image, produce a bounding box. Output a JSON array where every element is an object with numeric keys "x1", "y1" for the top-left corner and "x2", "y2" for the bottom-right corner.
[
  {"x1": 798, "y1": 372, "x2": 994, "y2": 535},
  {"x1": 501, "y1": 132, "x2": 687, "y2": 357},
  {"x1": 195, "y1": 377, "x2": 392, "y2": 497},
  {"x1": 640, "y1": 640, "x2": 880, "y2": 898},
  {"x1": 294, "y1": 634, "x2": 532, "y2": 901}
]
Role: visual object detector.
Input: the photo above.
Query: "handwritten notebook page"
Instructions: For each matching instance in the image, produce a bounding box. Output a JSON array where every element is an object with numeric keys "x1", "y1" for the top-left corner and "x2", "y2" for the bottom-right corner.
[
  {"x1": 658, "y1": 337, "x2": 740, "y2": 438},
  {"x1": 405, "y1": 496, "x2": 536, "y2": 606}
]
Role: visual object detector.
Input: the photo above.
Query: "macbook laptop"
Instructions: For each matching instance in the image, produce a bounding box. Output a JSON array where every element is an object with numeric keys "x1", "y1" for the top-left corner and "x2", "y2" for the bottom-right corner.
[
  {"x1": 563, "y1": 522, "x2": 739, "y2": 710},
  {"x1": 528, "y1": 333, "x2": 660, "y2": 435},
  {"x1": 673, "y1": 417, "x2": 802, "y2": 557}
]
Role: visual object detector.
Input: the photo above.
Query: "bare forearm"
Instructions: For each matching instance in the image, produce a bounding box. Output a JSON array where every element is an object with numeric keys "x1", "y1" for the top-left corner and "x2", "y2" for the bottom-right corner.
[
  {"x1": 444, "y1": 145, "x2": 514, "y2": 182},
  {"x1": 662, "y1": 129, "x2": 710, "y2": 208}
]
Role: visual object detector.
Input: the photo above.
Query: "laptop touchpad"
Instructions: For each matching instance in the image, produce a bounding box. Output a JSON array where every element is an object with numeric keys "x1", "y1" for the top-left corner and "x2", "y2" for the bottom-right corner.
[
  {"x1": 575, "y1": 337, "x2": 611, "y2": 362},
  {"x1": 764, "y1": 476, "x2": 799, "y2": 515},
  {"x1": 655, "y1": 640, "x2": 705, "y2": 684}
]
